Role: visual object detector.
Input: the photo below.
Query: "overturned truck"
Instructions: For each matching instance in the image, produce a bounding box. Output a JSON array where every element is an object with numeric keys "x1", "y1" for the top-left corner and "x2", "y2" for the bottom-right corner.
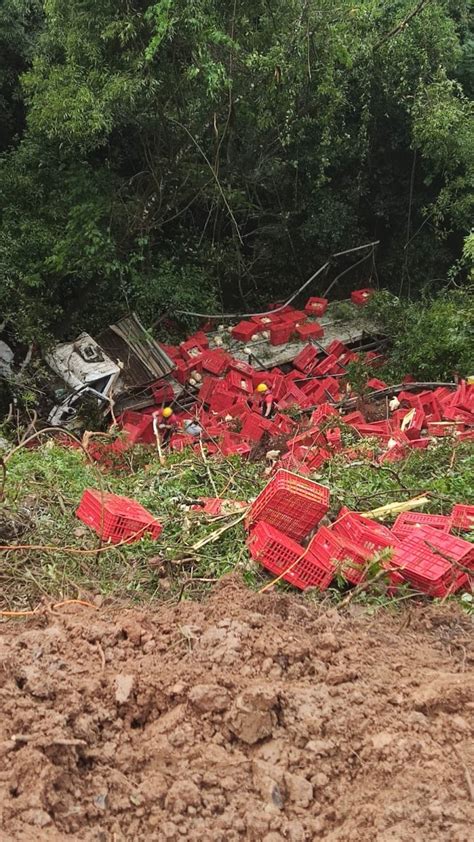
[{"x1": 45, "y1": 314, "x2": 175, "y2": 427}]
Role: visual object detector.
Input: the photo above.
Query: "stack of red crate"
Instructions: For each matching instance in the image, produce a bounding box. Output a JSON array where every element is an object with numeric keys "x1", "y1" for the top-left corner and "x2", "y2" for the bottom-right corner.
[
  {"x1": 247, "y1": 521, "x2": 334, "y2": 590},
  {"x1": 309, "y1": 526, "x2": 373, "y2": 584}
]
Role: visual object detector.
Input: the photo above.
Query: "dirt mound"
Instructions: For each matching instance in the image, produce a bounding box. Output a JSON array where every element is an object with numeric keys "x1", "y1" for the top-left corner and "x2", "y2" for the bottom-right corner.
[{"x1": 0, "y1": 578, "x2": 473, "y2": 841}]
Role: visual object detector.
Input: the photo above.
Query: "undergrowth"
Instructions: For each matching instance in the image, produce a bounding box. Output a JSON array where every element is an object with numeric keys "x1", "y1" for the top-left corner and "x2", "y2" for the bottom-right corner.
[{"x1": 0, "y1": 437, "x2": 472, "y2": 612}]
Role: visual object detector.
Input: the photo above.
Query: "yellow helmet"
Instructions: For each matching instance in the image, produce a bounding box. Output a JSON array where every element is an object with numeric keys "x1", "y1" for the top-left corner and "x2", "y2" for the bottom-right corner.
[
  {"x1": 162, "y1": 407, "x2": 173, "y2": 418},
  {"x1": 256, "y1": 383, "x2": 268, "y2": 393}
]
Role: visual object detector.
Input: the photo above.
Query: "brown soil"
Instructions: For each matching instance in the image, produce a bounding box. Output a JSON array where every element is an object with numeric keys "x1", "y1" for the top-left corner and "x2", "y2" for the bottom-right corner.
[{"x1": 0, "y1": 577, "x2": 473, "y2": 841}]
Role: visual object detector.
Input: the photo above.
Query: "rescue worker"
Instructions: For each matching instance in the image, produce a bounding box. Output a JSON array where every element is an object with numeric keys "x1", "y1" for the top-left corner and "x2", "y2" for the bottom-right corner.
[
  {"x1": 256, "y1": 382, "x2": 275, "y2": 418},
  {"x1": 156, "y1": 406, "x2": 178, "y2": 445}
]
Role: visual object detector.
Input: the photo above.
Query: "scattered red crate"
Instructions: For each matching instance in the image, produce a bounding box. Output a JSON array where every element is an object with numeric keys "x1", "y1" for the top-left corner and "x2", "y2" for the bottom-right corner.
[
  {"x1": 293, "y1": 344, "x2": 319, "y2": 373},
  {"x1": 250, "y1": 314, "x2": 281, "y2": 330},
  {"x1": 226, "y1": 369, "x2": 253, "y2": 395},
  {"x1": 392, "y1": 511, "x2": 452, "y2": 540},
  {"x1": 202, "y1": 350, "x2": 231, "y2": 376},
  {"x1": 326, "y1": 340, "x2": 348, "y2": 358},
  {"x1": 451, "y1": 504, "x2": 474, "y2": 530},
  {"x1": 169, "y1": 434, "x2": 195, "y2": 452},
  {"x1": 309, "y1": 526, "x2": 372, "y2": 584},
  {"x1": 409, "y1": 525, "x2": 474, "y2": 569},
  {"x1": 180, "y1": 338, "x2": 206, "y2": 361},
  {"x1": 151, "y1": 381, "x2": 175, "y2": 405},
  {"x1": 76, "y1": 489, "x2": 162, "y2": 544},
  {"x1": 228, "y1": 359, "x2": 255, "y2": 378},
  {"x1": 231, "y1": 321, "x2": 257, "y2": 341},
  {"x1": 305, "y1": 297, "x2": 328, "y2": 316},
  {"x1": 173, "y1": 358, "x2": 194, "y2": 384},
  {"x1": 247, "y1": 469, "x2": 330, "y2": 542},
  {"x1": 198, "y1": 375, "x2": 219, "y2": 404},
  {"x1": 209, "y1": 386, "x2": 236, "y2": 413},
  {"x1": 333, "y1": 508, "x2": 397, "y2": 553},
  {"x1": 392, "y1": 535, "x2": 467, "y2": 597},
  {"x1": 220, "y1": 433, "x2": 252, "y2": 458},
  {"x1": 296, "y1": 322, "x2": 324, "y2": 341},
  {"x1": 351, "y1": 288, "x2": 375, "y2": 306},
  {"x1": 325, "y1": 427, "x2": 342, "y2": 450},
  {"x1": 247, "y1": 521, "x2": 334, "y2": 590},
  {"x1": 281, "y1": 309, "x2": 307, "y2": 325},
  {"x1": 241, "y1": 412, "x2": 268, "y2": 443},
  {"x1": 367, "y1": 378, "x2": 388, "y2": 390},
  {"x1": 270, "y1": 323, "x2": 294, "y2": 345}
]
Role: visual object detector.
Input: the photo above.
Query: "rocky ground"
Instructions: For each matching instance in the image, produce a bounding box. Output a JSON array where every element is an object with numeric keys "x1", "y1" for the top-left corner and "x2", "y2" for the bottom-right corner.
[{"x1": 0, "y1": 577, "x2": 473, "y2": 841}]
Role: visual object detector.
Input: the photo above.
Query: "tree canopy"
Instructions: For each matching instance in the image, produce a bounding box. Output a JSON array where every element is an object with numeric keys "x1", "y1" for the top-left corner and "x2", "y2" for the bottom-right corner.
[{"x1": 0, "y1": 0, "x2": 472, "y2": 342}]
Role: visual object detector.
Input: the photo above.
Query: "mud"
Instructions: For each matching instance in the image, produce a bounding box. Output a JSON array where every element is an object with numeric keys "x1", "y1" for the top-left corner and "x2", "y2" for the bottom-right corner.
[{"x1": 0, "y1": 577, "x2": 473, "y2": 841}]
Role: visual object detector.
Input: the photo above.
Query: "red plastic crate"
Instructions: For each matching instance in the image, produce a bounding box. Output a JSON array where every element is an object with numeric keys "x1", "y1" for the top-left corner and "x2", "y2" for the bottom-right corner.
[
  {"x1": 409, "y1": 525, "x2": 474, "y2": 569},
  {"x1": 293, "y1": 344, "x2": 319, "y2": 373},
  {"x1": 287, "y1": 427, "x2": 325, "y2": 450},
  {"x1": 408, "y1": 438, "x2": 430, "y2": 450},
  {"x1": 169, "y1": 433, "x2": 195, "y2": 452},
  {"x1": 332, "y1": 509, "x2": 397, "y2": 553},
  {"x1": 198, "y1": 375, "x2": 219, "y2": 405},
  {"x1": 220, "y1": 432, "x2": 252, "y2": 458},
  {"x1": 247, "y1": 469, "x2": 330, "y2": 542},
  {"x1": 250, "y1": 314, "x2": 281, "y2": 330},
  {"x1": 325, "y1": 427, "x2": 342, "y2": 450},
  {"x1": 320, "y1": 377, "x2": 341, "y2": 399},
  {"x1": 451, "y1": 504, "x2": 474, "y2": 530},
  {"x1": 305, "y1": 448, "x2": 331, "y2": 470},
  {"x1": 247, "y1": 521, "x2": 333, "y2": 590},
  {"x1": 180, "y1": 338, "x2": 206, "y2": 361},
  {"x1": 241, "y1": 412, "x2": 268, "y2": 443},
  {"x1": 268, "y1": 413, "x2": 296, "y2": 436},
  {"x1": 305, "y1": 297, "x2": 328, "y2": 316},
  {"x1": 367, "y1": 378, "x2": 388, "y2": 391},
  {"x1": 76, "y1": 489, "x2": 162, "y2": 544},
  {"x1": 343, "y1": 410, "x2": 365, "y2": 425},
  {"x1": 314, "y1": 354, "x2": 342, "y2": 377},
  {"x1": 276, "y1": 453, "x2": 312, "y2": 475},
  {"x1": 209, "y1": 386, "x2": 236, "y2": 413},
  {"x1": 392, "y1": 511, "x2": 452, "y2": 540},
  {"x1": 281, "y1": 309, "x2": 307, "y2": 326},
  {"x1": 231, "y1": 321, "x2": 257, "y2": 342},
  {"x1": 270, "y1": 323, "x2": 293, "y2": 345},
  {"x1": 351, "y1": 288, "x2": 375, "y2": 306},
  {"x1": 173, "y1": 358, "x2": 194, "y2": 384},
  {"x1": 191, "y1": 331, "x2": 209, "y2": 349},
  {"x1": 392, "y1": 539, "x2": 460, "y2": 596},
  {"x1": 309, "y1": 526, "x2": 372, "y2": 584},
  {"x1": 296, "y1": 322, "x2": 324, "y2": 341},
  {"x1": 428, "y1": 421, "x2": 463, "y2": 437},
  {"x1": 151, "y1": 381, "x2": 175, "y2": 405},
  {"x1": 326, "y1": 340, "x2": 349, "y2": 358},
  {"x1": 228, "y1": 359, "x2": 256, "y2": 378},
  {"x1": 311, "y1": 403, "x2": 338, "y2": 425},
  {"x1": 226, "y1": 369, "x2": 253, "y2": 395},
  {"x1": 202, "y1": 350, "x2": 231, "y2": 376}
]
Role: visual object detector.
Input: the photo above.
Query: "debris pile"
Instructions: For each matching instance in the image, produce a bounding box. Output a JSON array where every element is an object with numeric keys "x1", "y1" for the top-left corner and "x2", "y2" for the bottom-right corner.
[{"x1": 100, "y1": 294, "x2": 474, "y2": 475}]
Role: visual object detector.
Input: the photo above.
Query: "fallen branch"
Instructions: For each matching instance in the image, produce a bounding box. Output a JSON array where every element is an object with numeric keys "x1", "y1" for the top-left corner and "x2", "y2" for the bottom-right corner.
[
  {"x1": 361, "y1": 495, "x2": 430, "y2": 520},
  {"x1": 192, "y1": 509, "x2": 248, "y2": 550}
]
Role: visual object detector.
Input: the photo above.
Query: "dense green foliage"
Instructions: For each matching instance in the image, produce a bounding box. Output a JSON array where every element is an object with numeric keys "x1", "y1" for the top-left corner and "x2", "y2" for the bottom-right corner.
[
  {"x1": 0, "y1": 1, "x2": 473, "y2": 342},
  {"x1": 367, "y1": 289, "x2": 474, "y2": 381}
]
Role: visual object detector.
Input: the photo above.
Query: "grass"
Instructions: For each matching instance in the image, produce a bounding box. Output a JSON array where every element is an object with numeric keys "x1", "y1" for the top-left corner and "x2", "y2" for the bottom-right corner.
[{"x1": 0, "y1": 434, "x2": 472, "y2": 612}]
